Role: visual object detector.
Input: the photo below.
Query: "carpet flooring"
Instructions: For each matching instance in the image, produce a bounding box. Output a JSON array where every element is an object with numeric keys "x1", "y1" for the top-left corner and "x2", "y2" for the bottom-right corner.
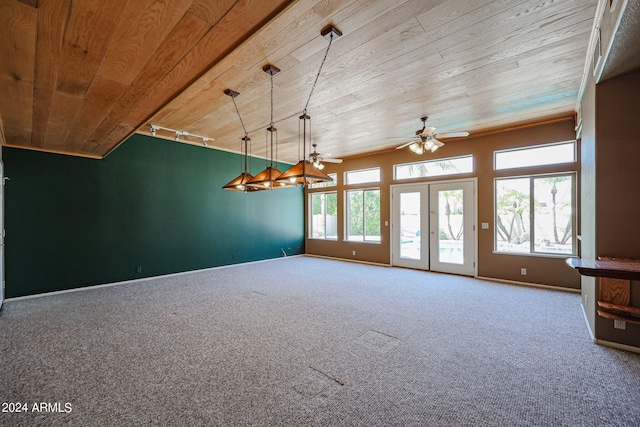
[{"x1": 0, "y1": 256, "x2": 639, "y2": 426}]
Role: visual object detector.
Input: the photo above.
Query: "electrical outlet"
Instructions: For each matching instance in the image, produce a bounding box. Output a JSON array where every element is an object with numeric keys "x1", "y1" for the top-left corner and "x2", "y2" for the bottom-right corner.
[
  {"x1": 352, "y1": 250, "x2": 356, "y2": 256},
  {"x1": 520, "y1": 268, "x2": 527, "y2": 275},
  {"x1": 614, "y1": 319, "x2": 626, "y2": 330},
  {"x1": 136, "y1": 266, "x2": 142, "y2": 273}
]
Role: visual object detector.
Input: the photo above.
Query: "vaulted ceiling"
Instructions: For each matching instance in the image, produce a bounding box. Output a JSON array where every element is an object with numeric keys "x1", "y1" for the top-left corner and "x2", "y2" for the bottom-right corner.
[{"x1": 1, "y1": 0, "x2": 598, "y2": 162}]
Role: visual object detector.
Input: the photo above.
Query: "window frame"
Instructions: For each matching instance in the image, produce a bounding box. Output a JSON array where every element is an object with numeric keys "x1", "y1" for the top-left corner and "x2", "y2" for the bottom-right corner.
[
  {"x1": 494, "y1": 171, "x2": 577, "y2": 257},
  {"x1": 344, "y1": 187, "x2": 381, "y2": 243},
  {"x1": 308, "y1": 191, "x2": 338, "y2": 240}
]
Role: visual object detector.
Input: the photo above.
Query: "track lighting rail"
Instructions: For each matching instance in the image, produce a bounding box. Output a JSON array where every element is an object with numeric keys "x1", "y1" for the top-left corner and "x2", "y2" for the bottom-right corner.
[{"x1": 149, "y1": 124, "x2": 213, "y2": 146}]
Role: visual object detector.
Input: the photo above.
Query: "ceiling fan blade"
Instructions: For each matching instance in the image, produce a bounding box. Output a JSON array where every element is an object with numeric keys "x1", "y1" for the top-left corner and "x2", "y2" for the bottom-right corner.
[
  {"x1": 322, "y1": 158, "x2": 343, "y2": 163},
  {"x1": 396, "y1": 139, "x2": 417, "y2": 149},
  {"x1": 418, "y1": 126, "x2": 436, "y2": 136},
  {"x1": 427, "y1": 138, "x2": 443, "y2": 152},
  {"x1": 435, "y1": 131, "x2": 469, "y2": 138}
]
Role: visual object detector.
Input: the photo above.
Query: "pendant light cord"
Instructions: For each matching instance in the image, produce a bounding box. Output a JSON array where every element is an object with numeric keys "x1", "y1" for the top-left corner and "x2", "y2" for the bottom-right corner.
[
  {"x1": 230, "y1": 95, "x2": 248, "y2": 136},
  {"x1": 304, "y1": 32, "x2": 334, "y2": 113}
]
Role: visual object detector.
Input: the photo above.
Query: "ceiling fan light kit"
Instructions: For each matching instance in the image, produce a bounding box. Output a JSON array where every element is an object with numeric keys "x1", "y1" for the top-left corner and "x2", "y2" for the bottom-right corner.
[
  {"x1": 222, "y1": 25, "x2": 341, "y2": 191},
  {"x1": 397, "y1": 116, "x2": 469, "y2": 155}
]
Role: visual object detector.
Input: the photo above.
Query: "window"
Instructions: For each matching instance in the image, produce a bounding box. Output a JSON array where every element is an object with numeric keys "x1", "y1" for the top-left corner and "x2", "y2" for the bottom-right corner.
[
  {"x1": 309, "y1": 173, "x2": 337, "y2": 189},
  {"x1": 345, "y1": 167, "x2": 380, "y2": 185},
  {"x1": 395, "y1": 155, "x2": 473, "y2": 180},
  {"x1": 346, "y1": 189, "x2": 380, "y2": 242},
  {"x1": 495, "y1": 173, "x2": 576, "y2": 255},
  {"x1": 494, "y1": 141, "x2": 576, "y2": 170},
  {"x1": 309, "y1": 192, "x2": 337, "y2": 239}
]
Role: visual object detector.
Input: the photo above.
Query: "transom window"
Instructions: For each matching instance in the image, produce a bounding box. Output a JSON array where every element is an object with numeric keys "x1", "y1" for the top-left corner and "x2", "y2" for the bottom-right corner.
[
  {"x1": 309, "y1": 173, "x2": 337, "y2": 189},
  {"x1": 395, "y1": 155, "x2": 473, "y2": 180},
  {"x1": 494, "y1": 141, "x2": 576, "y2": 170},
  {"x1": 344, "y1": 167, "x2": 380, "y2": 185}
]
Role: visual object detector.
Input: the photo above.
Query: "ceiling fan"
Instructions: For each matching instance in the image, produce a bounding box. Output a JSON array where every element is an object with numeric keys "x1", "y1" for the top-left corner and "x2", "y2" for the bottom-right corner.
[
  {"x1": 396, "y1": 116, "x2": 469, "y2": 154},
  {"x1": 309, "y1": 143, "x2": 343, "y2": 170}
]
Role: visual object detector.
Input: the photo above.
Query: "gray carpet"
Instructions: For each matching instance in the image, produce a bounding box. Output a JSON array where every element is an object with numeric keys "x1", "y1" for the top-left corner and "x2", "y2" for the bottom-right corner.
[{"x1": 1, "y1": 256, "x2": 639, "y2": 426}]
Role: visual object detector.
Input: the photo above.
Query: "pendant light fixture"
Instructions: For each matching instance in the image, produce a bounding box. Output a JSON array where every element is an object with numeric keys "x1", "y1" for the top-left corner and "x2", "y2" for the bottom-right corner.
[
  {"x1": 275, "y1": 113, "x2": 332, "y2": 185},
  {"x1": 222, "y1": 88, "x2": 261, "y2": 192},
  {"x1": 275, "y1": 25, "x2": 341, "y2": 186},
  {"x1": 222, "y1": 25, "x2": 341, "y2": 190},
  {"x1": 246, "y1": 65, "x2": 294, "y2": 190},
  {"x1": 222, "y1": 135, "x2": 261, "y2": 192}
]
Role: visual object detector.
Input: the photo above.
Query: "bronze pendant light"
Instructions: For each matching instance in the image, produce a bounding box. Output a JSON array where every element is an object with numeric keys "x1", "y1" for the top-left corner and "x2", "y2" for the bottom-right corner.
[
  {"x1": 275, "y1": 113, "x2": 332, "y2": 185},
  {"x1": 223, "y1": 25, "x2": 341, "y2": 190},
  {"x1": 246, "y1": 65, "x2": 294, "y2": 190},
  {"x1": 222, "y1": 135, "x2": 261, "y2": 192},
  {"x1": 275, "y1": 25, "x2": 341, "y2": 186},
  {"x1": 222, "y1": 88, "x2": 261, "y2": 192}
]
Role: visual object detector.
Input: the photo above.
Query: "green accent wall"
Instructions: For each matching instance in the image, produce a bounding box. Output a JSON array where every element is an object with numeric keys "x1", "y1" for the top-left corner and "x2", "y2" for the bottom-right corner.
[{"x1": 3, "y1": 134, "x2": 304, "y2": 297}]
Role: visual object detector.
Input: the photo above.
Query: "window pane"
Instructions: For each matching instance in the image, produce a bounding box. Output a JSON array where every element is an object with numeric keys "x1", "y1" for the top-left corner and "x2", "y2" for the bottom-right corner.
[
  {"x1": 400, "y1": 192, "x2": 421, "y2": 259},
  {"x1": 495, "y1": 178, "x2": 531, "y2": 253},
  {"x1": 347, "y1": 191, "x2": 363, "y2": 241},
  {"x1": 395, "y1": 155, "x2": 473, "y2": 180},
  {"x1": 310, "y1": 192, "x2": 337, "y2": 240},
  {"x1": 310, "y1": 194, "x2": 325, "y2": 238},
  {"x1": 494, "y1": 142, "x2": 575, "y2": 170},
  {"x1": 438, "y1": 189, "x2": 464, "y2": 264},
  {"x1": 345, "y1": 168, "x2": 380, "y2": 185},
  {"x1": 364, "y1": 189, "x2": 380, "y2": 241},
  {"x1": 533, "y1": 176, "x2": 573, "y2": 254}
]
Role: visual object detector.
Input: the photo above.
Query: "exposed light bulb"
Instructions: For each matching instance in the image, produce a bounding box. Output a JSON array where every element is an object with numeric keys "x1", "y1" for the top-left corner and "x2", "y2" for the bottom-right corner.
[{"x1": 410, "y1": 142, "x2": 424, "y2": 155}]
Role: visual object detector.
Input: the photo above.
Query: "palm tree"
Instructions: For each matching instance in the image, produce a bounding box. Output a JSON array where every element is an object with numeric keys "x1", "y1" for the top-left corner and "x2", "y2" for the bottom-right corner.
[{"x1": 496, "y1": 188, "x2": 529, "y2": 244}]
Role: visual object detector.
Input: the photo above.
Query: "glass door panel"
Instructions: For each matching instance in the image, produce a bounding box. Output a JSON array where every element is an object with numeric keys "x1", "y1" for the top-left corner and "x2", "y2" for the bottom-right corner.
[
  {"x1": 437, "y1": 189, "x2": 464, "y2": 264},
  {"x1": 391, "y1": 185, "x2": 429, "y2": 269},
  {"x1": 400, "y1": 192, "x2": 421, "y2": 260},
  {"x1": 430, "y1": 181, "x2": 475, "y2": 276}
]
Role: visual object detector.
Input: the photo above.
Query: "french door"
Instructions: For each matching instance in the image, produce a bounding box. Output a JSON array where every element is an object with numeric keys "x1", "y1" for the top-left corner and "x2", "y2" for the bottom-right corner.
[{"x1": 391, "y1": 180, "x2": 476, "y2": 276}]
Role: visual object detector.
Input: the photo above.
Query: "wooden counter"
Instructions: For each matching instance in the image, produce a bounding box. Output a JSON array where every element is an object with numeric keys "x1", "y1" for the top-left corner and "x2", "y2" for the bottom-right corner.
[
  {"x1": 567, "y1": 257, "x2": 640, "y2": 325},
  {"x1": 566, "y1": 257, "x2": 640, "y2": 281}
]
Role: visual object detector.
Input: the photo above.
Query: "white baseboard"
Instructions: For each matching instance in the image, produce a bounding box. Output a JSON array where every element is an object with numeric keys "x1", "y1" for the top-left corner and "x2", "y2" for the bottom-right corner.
[
  {"x1": 303, "y1": 253, "x2": 391, "y2": 267},
  {"x1": 594, "y1": 339, "x2": 640, "y2": 354},
  {"x1": 477, "y1": 276, "x2": 580, "y2": 293},
  {"x1": 5, "y1": 255, "x2": 300, "y2": 302},
  {"x1": 581, "y1": 301, "x2": 596, "y2": 341}
]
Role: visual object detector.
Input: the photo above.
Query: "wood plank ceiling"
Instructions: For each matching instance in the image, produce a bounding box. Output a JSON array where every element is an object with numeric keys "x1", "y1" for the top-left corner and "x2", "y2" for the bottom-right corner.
[{"x1": 1, "y1": 0, "x2": 597, "y2": 162}]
